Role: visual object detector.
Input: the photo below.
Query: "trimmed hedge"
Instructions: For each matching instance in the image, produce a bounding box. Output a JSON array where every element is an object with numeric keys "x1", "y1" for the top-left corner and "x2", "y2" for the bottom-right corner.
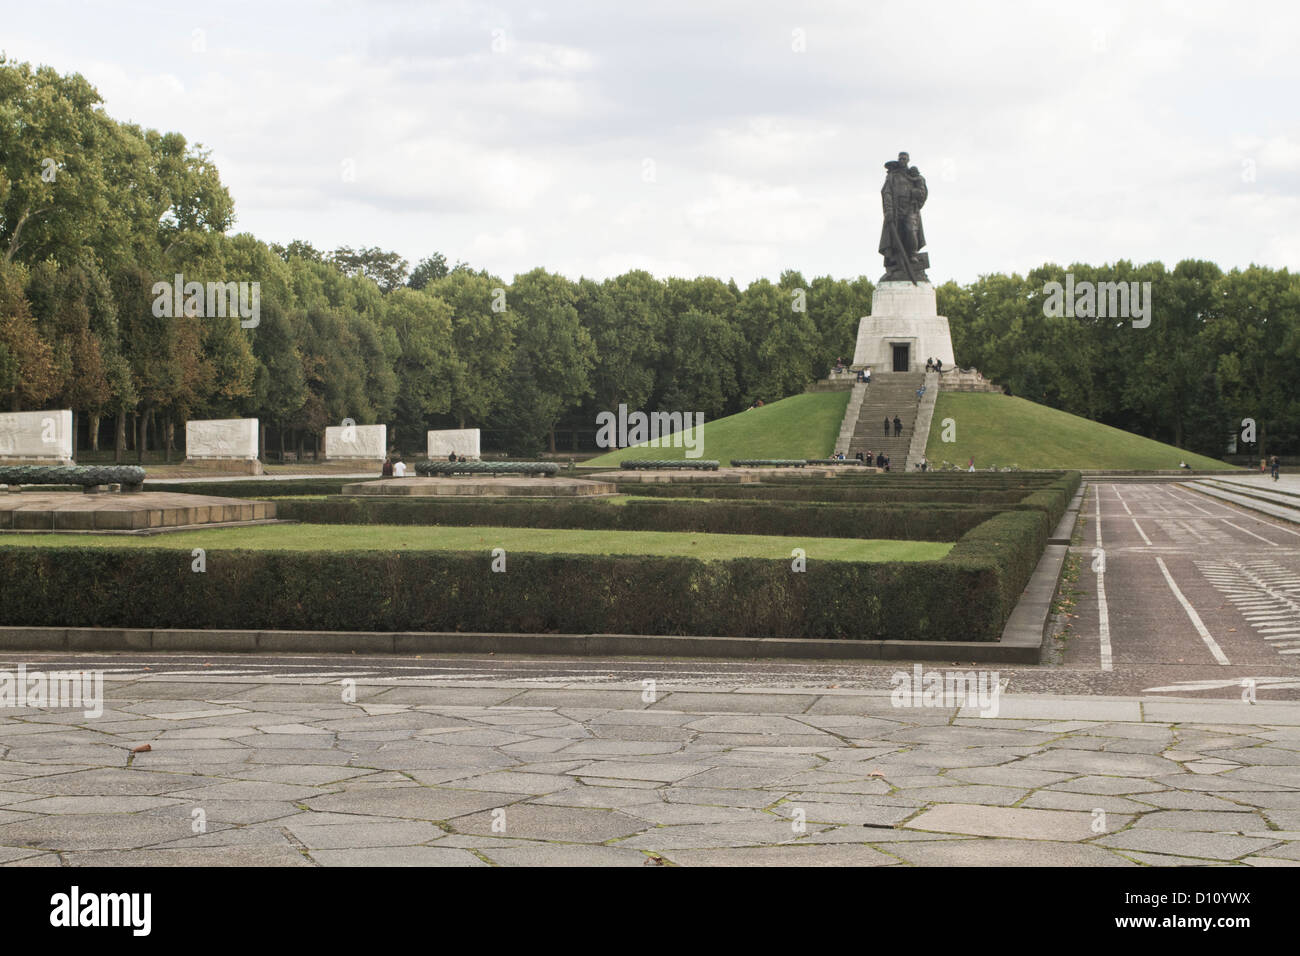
[
  {"x1": 0, "y1": 546, "x2": 1003, "y2": 642},
  {"x1": 0, "y1": 464, "x2": 146, "y2": 488},
  {"x1": 620, "y1": 482, "x2": 1031, "y2": 505},
  {"x1": 946, "y1": 510, "x2": 1050, "y2": 621},
  {"x1": 3, "y1": 470, "x2": 1077, "y2": 643},
  {"x1": 274, "y1": 496, "x2": 1001, "y2": 542}
]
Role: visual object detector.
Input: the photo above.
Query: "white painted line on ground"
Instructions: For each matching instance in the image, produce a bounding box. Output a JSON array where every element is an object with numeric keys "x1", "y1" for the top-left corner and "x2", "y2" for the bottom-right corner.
[
  {"x1": 1222, "y1": 520, "x2": 1280, "y2": 546},
  {"x1": 1156, "y1": 557, "x2": 1230, "y2": 665},
  {"x1": 1096, "y1": 489, "x2": 1112, "y2": 672},
  {"x1": 1177, "y1": 484, "x2": 1300, "y2": 539},
  {"x1": 1131, "y1": 517, "x2": 1153, "y2": 546},
  {"x1": 1115, "y1": 487, "x2": 1133, "y2": 516},
  {"x1": 1165, "y1": 487, "x2": 1216, "y2": 515}
]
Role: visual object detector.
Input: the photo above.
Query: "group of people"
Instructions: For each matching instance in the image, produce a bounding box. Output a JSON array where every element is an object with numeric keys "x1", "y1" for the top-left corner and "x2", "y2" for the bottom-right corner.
[
  {"x1": 924, "y1": 357, "x2": 945, "y2": 373},
  {"x1": 883, "y1": 414, "x2": 903, "y2": 437},
  {"x1": 829, "y1": 358, "x2": 874, "y2": 386},
  {"x1": 832, "y1": 449, "x2": 890, "y2": 470},
  {"x1": 381, "y1": 451, "x2": 471, "y2": 476},
  {"x1": 1262, "y1": 455, "x2": 1281, "y2": 481}
]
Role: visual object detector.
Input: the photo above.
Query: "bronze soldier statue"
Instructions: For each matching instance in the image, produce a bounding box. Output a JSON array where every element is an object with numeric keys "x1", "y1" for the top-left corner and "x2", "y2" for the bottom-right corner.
[{"x1": 878, "y1": 151, "x2": 929, "y2": 283}]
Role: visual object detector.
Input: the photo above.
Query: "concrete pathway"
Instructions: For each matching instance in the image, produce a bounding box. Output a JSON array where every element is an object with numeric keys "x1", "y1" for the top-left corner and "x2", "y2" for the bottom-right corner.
[
  {"x1": 1062, "y1": 482, "x2": 1300, "y2": 697},
  {"x1": 2, "y1": 675, "x2": 1299, "y2": 866}
]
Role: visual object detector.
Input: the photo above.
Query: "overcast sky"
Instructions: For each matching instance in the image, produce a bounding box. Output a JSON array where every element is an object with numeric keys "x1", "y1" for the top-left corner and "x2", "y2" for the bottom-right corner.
[{"x1": 6, "y1": 0, "x2": 1298, "y2": 285}]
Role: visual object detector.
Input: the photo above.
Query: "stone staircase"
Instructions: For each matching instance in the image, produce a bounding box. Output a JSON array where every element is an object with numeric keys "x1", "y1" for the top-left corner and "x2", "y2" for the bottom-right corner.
[{"x1": 838, "y1": 371, "x2": 929, "y2": 470}]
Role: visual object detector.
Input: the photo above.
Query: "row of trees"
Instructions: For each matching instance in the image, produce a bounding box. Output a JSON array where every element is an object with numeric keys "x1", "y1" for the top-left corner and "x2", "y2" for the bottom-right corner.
[
  {"x1": 2, "y1": 58, "x2": 1296, "y2": 460},
  {"x1": 937, "y1": 262, "x2": 1300, "y2": 456}
]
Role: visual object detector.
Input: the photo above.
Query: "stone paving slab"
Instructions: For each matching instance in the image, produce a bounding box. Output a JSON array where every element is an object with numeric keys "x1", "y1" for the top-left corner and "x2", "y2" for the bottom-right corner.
[{"x1": 2, "y1": 678, "x2": 1300, "y2": 865}]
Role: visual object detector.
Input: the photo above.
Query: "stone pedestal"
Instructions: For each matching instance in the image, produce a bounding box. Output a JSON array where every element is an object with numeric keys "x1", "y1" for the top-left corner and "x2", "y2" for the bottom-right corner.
[
  {"x1": 180, "y1": 458, "x2": 265, "y2": 475},
  {"x1": 851, "y1": 282, "x2": 955, "y2": 373}
]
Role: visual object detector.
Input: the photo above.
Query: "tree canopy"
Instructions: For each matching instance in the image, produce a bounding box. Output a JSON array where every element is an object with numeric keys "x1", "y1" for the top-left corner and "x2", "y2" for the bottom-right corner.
[{"x1": 2, "y1": 57, "x2": 1294, "y2": 459}]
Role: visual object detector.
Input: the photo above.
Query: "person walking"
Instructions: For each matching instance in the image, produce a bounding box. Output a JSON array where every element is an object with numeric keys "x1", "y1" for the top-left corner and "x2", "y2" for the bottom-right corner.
[
  {"x1": 883, "y1": 416, "x2": 890, "y2": 437},
  {"x1": 381, "y1": 456, "x2": 394, "y2": 477},
  {"x1": 893, "y1": 415, "x2": 902, "y2": 437},
  {"x1": 1271, "y1": 455, "x2": 1280, "y2": 481}
]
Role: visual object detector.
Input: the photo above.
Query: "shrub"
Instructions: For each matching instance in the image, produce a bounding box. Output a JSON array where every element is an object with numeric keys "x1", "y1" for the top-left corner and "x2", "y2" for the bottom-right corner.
[
  {"x1": 274, "y1": 496, "x2": 1000, "y2": 542},
  {"x1": 0, "y1": 547, "x2": 1003, "y2": 641}
]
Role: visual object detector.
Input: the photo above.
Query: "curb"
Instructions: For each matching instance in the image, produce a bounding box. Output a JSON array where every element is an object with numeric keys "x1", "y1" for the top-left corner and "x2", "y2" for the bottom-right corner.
[
  {"x1": 994, "y1": 486, "x2": 1085, "y2": 662},
  {"x1": 0, "y1": 626, "x2": 1045, "y2": 664}
]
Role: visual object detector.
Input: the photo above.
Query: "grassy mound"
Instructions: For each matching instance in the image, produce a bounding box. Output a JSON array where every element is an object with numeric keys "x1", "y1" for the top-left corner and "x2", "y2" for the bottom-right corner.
[
  {"x1": 925, "y1": 393, "x2": 1233, "y2": 470},
  {"x1": 583, "y1": 390, "x2": 851, "y2": 468}
]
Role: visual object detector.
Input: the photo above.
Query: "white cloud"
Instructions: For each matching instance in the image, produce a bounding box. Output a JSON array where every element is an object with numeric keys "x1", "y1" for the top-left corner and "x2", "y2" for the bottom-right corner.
[{"x1": 3, "y1": 0, "x2": 1298, "y2": 284}]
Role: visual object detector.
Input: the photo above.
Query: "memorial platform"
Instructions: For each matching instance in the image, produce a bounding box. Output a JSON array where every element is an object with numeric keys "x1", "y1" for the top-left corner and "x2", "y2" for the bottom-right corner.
[
  {"x1": 341, "y1": 476, "x2": 618, "y2": 497},
  {"x1": 0, "y1": 491, "x2": 278, "y2": 533}
]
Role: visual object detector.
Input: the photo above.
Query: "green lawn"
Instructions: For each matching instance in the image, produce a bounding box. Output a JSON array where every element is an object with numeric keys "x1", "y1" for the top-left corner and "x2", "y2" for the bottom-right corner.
[
  {"x1": 1, "y1": 524, "x2": 951, "y2": 562},
  {"x1": 583, "y1": 390, "x2": 850, "y2": 468},
  {"x1": 925, "y1": 393, "x2": 1235, "y2": 471}
]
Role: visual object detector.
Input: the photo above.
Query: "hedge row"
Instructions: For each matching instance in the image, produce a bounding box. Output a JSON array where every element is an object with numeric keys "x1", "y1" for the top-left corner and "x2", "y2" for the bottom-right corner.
[
  {"x1": 768, "y1": 469, "x2": 1074, "y2": 483},
  {"x1": 0, "y1": 546, "x2": 1004, "y2": 642},
  {"x1": 1010, "y1": 471, "x2": 1081, "y2": 528},
  {"x1": 274, "y1": 496, "x2": 1001, "y2": 541},
  {"x1": 619, "y1": 483, "x2": 1031, "y2": 505},
  {"x1": 945, "y1": 510, "x2": 1050, "y2": 621},
  {"x1": 761, "y1": 474, "x2": 1070, "y2": 491}
]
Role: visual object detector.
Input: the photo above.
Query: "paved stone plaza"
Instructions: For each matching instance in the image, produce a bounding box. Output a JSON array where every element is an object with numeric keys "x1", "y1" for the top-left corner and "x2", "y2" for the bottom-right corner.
[
  {"x1": 2, "y1": 676, "x2": 1299, "y2": 866},
  {"x1": 3, "y1": 478, "x2": 1299, "y2": 866}
]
